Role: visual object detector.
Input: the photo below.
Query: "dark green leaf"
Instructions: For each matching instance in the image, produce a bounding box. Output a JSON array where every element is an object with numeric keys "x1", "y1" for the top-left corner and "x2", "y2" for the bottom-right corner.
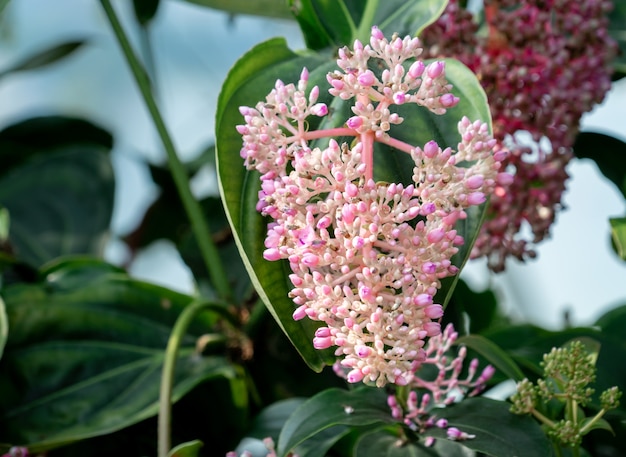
[
  {"x1": 456, "y1": 334, "x2": 525, "y2": 382},
  {"x1": 169, "y1": 439, "x2": 204, "y2": 457},
  {"x1": 289, "y1": 0, "x2": 362, "y2": 50},
  {"x1": 0, "y1": 40, "x2": 87, "y2": 77},
  {"x1": 0, "y1": 147, "x2": 114, "y2": 267},
  {"x1": 573, "y1": 131, "x2": 626, "y2": 199},
  {"x1": 276, "y1": 387, "x2": 396, "y2": 457},
  {"x1": 372, "y1": 0, "x2": 448, "y2": 37},
  {"x1": 424, "y1": 398, "x2": 554, "y2": 457},
  {"x1": 290, "y1": 0, "x2": 447, "y2": 50},
  {"x1": 354, "y1": 428, "x2": 474, "y2": 457},
  {"x1": 0, "y1": 116, "x2": 113, "y2": 179},
  {"x1": 444, "y1": 279, "x2": 499, "y2": 335},
  {"x1": 0, "y1": 258, "x2": 236, "y2": 452},
  {"x1": 609, "y1": 217, "x2": 626, "y2": 260},
  {"x1": 133, "y1": 0, "x2": 161, "y2": 25},
  {"x1": 177, "y1": 0, "x2": 292, "y2": 19}
]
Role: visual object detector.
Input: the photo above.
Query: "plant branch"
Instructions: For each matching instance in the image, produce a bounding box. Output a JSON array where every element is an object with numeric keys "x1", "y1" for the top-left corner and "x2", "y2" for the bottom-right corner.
[
  {"x1": 157, "y1": 300, "x2": 227, "y2": 457},
  {"x1": 99, "y1": 0, "x2": 232, "y2": 301}
]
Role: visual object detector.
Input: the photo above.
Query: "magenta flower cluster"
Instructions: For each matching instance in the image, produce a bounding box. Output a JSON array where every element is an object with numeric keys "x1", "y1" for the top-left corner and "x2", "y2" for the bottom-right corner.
[
  {"x1": 421, "y1": 0, "x2": 617, "y2": 271},
  {"x1": 237, "y1": 27, "x2": 507, "y2": 387},
  {"x1": 387, "y1": 324, "x2": 494, "y2": 444}
]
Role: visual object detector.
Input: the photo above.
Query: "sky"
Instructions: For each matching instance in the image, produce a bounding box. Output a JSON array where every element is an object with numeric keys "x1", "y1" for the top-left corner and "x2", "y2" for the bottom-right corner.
[{"x1": 1, "y1": 0, "x2": 625, "y2": 330}]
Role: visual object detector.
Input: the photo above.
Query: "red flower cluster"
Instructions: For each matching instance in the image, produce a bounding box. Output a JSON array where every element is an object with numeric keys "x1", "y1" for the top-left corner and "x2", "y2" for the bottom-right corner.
[{"x1": 421, "y1": 0, "x2": 617, "y2": 271}]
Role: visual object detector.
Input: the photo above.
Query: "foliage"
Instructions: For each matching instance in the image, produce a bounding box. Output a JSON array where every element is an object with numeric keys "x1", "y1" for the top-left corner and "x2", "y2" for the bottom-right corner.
[{"x1": 0, "y1": 1, "x2": 625, "y2": 457}]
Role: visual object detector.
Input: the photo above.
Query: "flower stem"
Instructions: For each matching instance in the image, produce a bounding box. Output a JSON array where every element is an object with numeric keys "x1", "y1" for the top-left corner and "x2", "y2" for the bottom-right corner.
[
  {"x1": 355, "y1": 0, "x2": 379, "y2": 43},
  {"x1": 157, "y1": 300, "x2": 227, "y2": 457},
  {"x1": 99, "y1": 0, "x2": 232, "y2": 301}
]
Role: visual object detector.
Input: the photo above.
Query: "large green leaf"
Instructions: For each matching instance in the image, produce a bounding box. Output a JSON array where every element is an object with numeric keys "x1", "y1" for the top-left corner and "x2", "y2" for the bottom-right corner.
[
  {"x1": 289, "y1": 0, "x2": 448, "y2": 50},
  {"x1": 456, "y1": 334, "x2": 525, "y2": 382},
  {"x1": 0, "y1": 258, "x2": 237, "y2": 452},
  {"x1": 176, "y1": 0, "x2": 292, "y2": 19},
  {"x1": 276, "y1": 387, "x2": 395, "y2": 457},
  {"x1": 0, "y1": 117, "x2": 114, "y2": 267},
  {"x1": 0, "y1": 148, "x2": 114, "y2": 267},
  {"x1": 424, "y1": 398, "x2": 554, "y2": 457},
  {"x1": 573, "y1": 131, "x2": 626, "y2": 199},
  {"x1": 354, "y1": 428, "x2": 475, "y2": 457}
]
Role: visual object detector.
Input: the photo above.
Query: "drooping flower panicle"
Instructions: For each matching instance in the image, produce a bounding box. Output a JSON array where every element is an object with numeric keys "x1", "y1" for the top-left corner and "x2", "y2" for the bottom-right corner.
[
  {"x1": 238, "y1": 27, "x2": 507, "y2": 387},
  {"x1": 421, "y1": 0, "x2": 617, "y2": 271}
]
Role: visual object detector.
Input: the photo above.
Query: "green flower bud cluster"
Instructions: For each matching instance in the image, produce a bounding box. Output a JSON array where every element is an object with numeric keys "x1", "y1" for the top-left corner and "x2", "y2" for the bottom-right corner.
[{"x1": 510, "y1": 340, "x2": 621, "y2": 450}]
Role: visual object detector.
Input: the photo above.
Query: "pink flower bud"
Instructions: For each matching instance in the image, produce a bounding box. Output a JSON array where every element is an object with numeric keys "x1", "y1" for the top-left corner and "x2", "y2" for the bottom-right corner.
[
  {"x1": 424, "y1": 322, "x2": 441, "y2": 336},
  {"x1": 358, "y1": 70, "x2": 376, "y2": 86},
  {"x1": 393, "y1": 92, "x2": 406, "y2": 105},
  {"x1": 313, "y1": 336, "x2": 333, "y2": 349},
  {"x1": 427, "y1": 228, "x2": 445, "y2": 243},
  {"x1": 408, "y1": 60, "x2": 425, "y2": 78},
  {"x1": 425, "y1": 304, "x2": 443, "y2": 319},
  {"x1": 263, "y1": 248, "x2": 281, "y2": 261},
  {"x1": 347, "y1": 116, "x2": 363, "y2": 130},
  {"x1": 440, "y1": 93, "x2": 459, "y2": 107},
  {"x1": 466, "y1": 175, "x2": 484, "y2": 189},
  {"x1": 292, "y1": 305, "x2": 307, "y2": 321},
  {"x1": 371, "y1": 26, "x2": 384, "y2": 40},
  {"x1": 347, "y1": 368, "x2": 365, "y2": 383},
  {"x1": 310, "y1": 103, "x2": 328, "y2": 116},
  {"x1": 426, "y1": 61, "x2": 445, "y2": 79},
  {"x1": 424, "y1": 140, "x2": 439, "y2": 158},
  {"x1": 414, "y1": 294, "x2": 432, "y2": 306},
  {"x1": 355, "y1": 345, "x2": 372, "y2": 358},
  {"x1": 467, "y1": 192, "x2": 486, "y2": 205}
]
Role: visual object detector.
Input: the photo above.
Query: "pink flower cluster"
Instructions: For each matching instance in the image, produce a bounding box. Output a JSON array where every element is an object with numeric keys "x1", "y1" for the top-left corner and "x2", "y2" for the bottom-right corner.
[
  {"x1": 421, "y1": 0, "x2": 617, "y2": 271},
  {"x1": 238, "y1": 27, "x2": 507, "y2": 387},
  {"x1": 387, "y1": 324, "x2": 495, "y2": 444}
]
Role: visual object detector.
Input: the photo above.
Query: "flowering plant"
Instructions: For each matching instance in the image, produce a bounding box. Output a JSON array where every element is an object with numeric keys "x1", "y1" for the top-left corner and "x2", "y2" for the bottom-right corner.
[{"x1": 0, "y1": 1, "x2": 625, "y2": 457}]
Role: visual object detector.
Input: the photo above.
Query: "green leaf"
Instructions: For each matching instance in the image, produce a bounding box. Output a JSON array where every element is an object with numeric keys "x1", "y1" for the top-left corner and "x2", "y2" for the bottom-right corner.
[
  {"x1": 354, "y1": 428, "x2": 475, "y2": 457},
  {"x1": 609, "y1": 217, "x2": 626, "y2": 260},
  {"x1": 0, "y1": 40, "x2": 87, "y2": 78},
  {"x1": 177, "y1": 0, "x2": 292, "y2": 19},
  {"x1": 424, "y1": 398, "x2": 554, "y2": 457},
  {"x1": 276, "y1": 387, "x2": 396, "y2": 457},
  {"x1": 169, "y1": 439, "x2": 204, "y2": 457},
  {"x1": 445, "y1": 279, "x2": 499, "y2": 335},
  {"x1": 372, "y1": 0, "x2": 448, "y2": 37},
  {"x1": 573, "y1": 131, "x2": 626, "y2": 199},
  {"x1": 289, "y1": 0, "x2": 362, "y2": 50},
  {"x1": 456, "y1": 334, "x2": 525, "y2": 382},
  {"x1": 290, "y1": 0, "x2": 447, "y2": 50},
  {"x1": 0, "y1": 147, "x2": 114, "y2": 267},
  {"x1": 0, "y1": 258, "x2": 236, "y2": 452},
  {"x1": 0, "y1": 116, "x2": 113, "y2": 180}
]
